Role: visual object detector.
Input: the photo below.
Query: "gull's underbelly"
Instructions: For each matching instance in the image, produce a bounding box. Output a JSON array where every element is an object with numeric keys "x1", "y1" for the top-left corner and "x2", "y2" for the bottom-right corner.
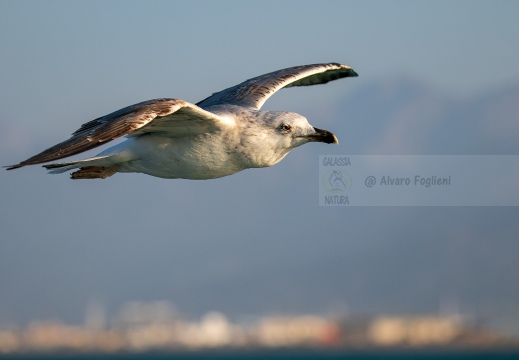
[{"x1": 117, "y1": 134, "x2": 245, "y2": 179}]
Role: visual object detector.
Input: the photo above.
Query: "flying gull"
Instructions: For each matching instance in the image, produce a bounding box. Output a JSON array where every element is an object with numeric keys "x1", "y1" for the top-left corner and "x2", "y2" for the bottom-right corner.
[{"x1": 6, "y1": 63, "x2": 358, "y2": 179}]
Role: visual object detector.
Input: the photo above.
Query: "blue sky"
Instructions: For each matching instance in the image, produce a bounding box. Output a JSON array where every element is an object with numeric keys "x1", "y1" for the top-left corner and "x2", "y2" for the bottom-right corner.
[{"x1": 1, "y1": 0, "x2": 519, "y2": 334}]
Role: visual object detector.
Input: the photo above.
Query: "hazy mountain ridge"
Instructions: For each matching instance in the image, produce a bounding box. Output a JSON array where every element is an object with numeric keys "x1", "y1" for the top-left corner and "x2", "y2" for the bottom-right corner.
[{"x1": 339, "y1": 78, "x2": 519, "y2": 155}]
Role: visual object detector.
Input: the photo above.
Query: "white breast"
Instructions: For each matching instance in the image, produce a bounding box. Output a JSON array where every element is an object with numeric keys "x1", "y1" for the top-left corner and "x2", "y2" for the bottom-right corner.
[{"x1": 117, "y1": 134, "x2": 245, "y2": 179}]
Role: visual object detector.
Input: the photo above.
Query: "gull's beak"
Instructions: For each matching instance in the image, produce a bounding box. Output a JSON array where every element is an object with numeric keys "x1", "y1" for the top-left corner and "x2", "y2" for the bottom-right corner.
[{"x1": 298, "y1": 127, "x2": 339, "y2": 144}]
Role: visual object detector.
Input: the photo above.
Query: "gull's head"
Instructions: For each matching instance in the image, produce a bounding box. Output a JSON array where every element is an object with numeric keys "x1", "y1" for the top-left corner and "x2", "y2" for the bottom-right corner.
[
  {"x1": 243, "y1": 111, "x2": 338, "y2": 167},
  {"x1": 267, "y1": 112, "x2": 338, "y2": 151}
]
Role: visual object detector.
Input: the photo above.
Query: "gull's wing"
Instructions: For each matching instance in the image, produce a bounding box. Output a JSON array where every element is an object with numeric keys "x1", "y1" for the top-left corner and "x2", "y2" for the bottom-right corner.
[
  {"x1": 6, "y1": 99, "x2": 228, "y2": 169},
  {"x1": 196, "y1": 62, "x2": 358, "y2": 110}
]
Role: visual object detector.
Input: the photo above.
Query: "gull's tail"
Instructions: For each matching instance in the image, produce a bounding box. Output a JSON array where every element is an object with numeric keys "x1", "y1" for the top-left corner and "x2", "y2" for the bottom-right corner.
[{"x1": 43, "y1": 155, "x2": 119, "y2": 179}]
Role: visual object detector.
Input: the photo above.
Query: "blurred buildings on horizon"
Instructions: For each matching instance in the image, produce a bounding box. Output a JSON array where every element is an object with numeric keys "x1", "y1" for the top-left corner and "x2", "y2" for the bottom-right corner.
[{"x1": 0, "y1": 300, "x2": 513, "y2": 354}]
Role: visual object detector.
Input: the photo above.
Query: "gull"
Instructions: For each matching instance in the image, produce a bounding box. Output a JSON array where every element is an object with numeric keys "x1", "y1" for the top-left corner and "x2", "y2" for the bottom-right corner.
[{"x1": 6, "y1": 63, "x2": 357, "y2": 179}]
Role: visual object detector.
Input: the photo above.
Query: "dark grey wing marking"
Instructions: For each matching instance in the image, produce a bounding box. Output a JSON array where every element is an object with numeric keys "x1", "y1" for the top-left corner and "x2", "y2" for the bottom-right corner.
[
  {"x1": 5, "y1": 99, "x2": 226, "y2": 169},
  {"x1": 196, "y1": 63, "x2": 358, "y2": 110}
]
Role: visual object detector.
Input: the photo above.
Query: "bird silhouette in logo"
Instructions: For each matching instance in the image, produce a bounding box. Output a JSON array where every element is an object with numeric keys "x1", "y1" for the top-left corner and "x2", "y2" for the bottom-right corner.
[{"x1": 327, "y1": 170, "x2": 349, "y2": 193}]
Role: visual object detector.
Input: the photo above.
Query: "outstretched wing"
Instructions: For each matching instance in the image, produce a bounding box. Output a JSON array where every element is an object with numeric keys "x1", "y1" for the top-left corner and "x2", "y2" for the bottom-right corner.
[
  {"x1": 6, "y1": 98, "x2": 228, "y2": 169},
  {"x1": 196, "y1": 63, "x2": 358, "y2": 110}
]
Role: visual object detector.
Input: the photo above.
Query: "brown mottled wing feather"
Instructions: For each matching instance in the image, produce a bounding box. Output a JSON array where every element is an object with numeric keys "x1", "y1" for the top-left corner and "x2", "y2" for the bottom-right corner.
[
  {"x1": 196, "y1": 63, "x2": 358, "y2": 110},
  {"x1": 5, "y1": 98, "x2": 226, "y2": 169}
]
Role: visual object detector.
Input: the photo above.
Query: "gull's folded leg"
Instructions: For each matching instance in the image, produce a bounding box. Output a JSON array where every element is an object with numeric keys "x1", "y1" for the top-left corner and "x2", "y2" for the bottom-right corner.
[{"x1": 70, "y1": 165, "x2": 119, "y2": 180}]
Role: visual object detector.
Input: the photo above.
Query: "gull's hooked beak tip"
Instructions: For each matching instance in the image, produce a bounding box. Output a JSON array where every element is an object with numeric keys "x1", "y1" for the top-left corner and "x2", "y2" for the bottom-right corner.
[
  {"x1": 311, "y1": 127, "x2": 339, "y2": 145},
  {"x1": 295, "y1": 127, "x2": 339, "y2": 144}
]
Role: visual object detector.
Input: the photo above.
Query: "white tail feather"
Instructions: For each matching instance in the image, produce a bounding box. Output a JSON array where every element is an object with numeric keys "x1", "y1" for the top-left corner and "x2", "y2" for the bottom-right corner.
[{"x1": 44, "y1": 155, "x2": 114, "y2": 174}]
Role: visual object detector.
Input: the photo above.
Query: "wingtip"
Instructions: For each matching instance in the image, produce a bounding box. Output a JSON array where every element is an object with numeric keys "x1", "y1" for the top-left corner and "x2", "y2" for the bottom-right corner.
[
  {"x1": 3, "y1": 164, "x2": 23, "y2": 170},
  {"x1": 334, "y1": 63, "x2": 358, "y2": 77},
  {"x1": 341, "y1": 65, "x2": 358, "y2": 77}
]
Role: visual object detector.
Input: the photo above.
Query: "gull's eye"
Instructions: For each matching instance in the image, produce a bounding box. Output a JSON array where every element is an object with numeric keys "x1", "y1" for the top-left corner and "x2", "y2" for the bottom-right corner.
[{"x1": 280, "y1": 123, "x2": 292, "y2": 132}]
